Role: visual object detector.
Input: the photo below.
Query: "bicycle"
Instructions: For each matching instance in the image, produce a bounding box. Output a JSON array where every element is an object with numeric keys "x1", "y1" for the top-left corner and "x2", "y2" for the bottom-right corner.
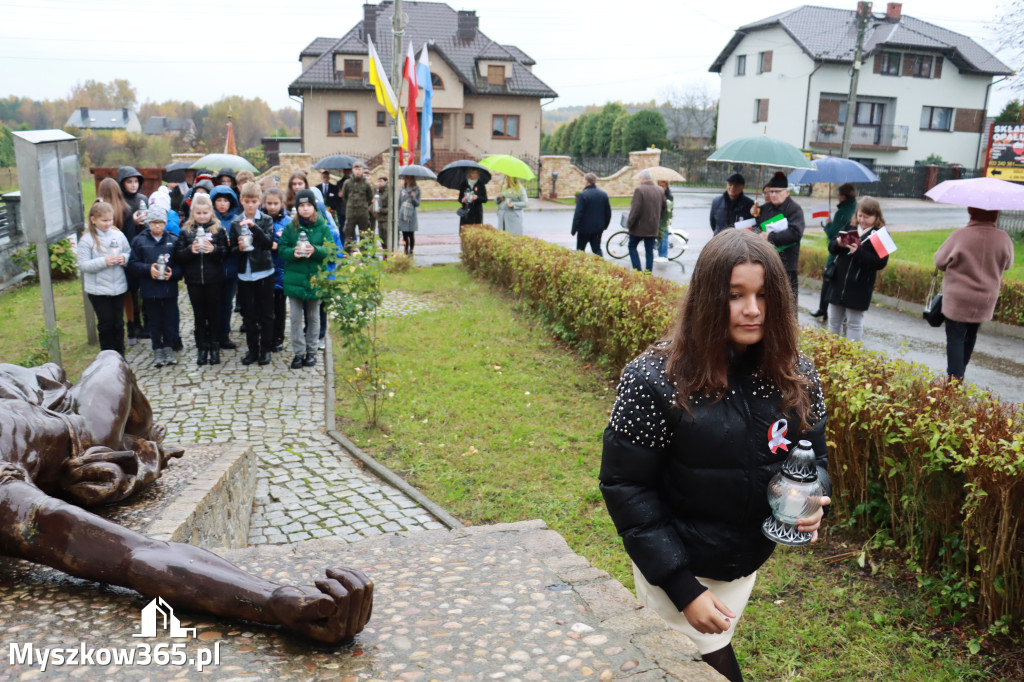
[{"x1": 605, "y1": 225, "x2": 689, "y2": 261}]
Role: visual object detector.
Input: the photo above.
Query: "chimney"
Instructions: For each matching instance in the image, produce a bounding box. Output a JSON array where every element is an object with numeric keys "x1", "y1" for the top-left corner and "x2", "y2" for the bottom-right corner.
[
  {"x1": 80, "y1": 106, "x2": 88, "y2": 121},
  {"x1": 457, "y1": 10, "x2": 478, "y2": 42},
  {"x1": 122, "y1": 107, "x2": 129, "y2": 122},
  {"x1": 363, "y1": 3, "x2": 376, "y2": 43},
  {"x1": 886, "y1": 3, "x2": 902, "y2": 20}
]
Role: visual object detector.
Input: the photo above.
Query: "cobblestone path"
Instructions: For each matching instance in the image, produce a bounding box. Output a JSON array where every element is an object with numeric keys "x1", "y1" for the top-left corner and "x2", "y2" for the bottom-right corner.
[{"x1": 126, "y1": 292, "x2": 444, "y2": 545}]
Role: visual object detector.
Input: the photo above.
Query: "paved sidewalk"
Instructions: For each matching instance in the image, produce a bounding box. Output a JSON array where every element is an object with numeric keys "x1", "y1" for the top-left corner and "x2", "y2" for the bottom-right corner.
[{"x1": 125, "y1": 298, "x2": 445, "y2": 546}]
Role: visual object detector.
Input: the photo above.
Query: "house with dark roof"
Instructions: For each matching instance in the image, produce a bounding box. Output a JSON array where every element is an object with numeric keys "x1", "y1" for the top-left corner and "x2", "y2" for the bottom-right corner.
[
  {"x1": 65, "y1": 107, "x2": 142, "y2": 134},
  {"x1": 709, "y1": 3, "x2": 1011, "y2": 167},
  {"x1": 143, "y1": 116, "x2": 197, "y2": 142},
  {"x1": 288, "y1": 1, "x2": 557, "y2": 165}
]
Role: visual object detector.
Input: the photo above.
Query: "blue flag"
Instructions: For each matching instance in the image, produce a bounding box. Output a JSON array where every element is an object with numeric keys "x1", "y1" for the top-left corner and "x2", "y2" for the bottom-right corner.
[{"x1": 416, "y1": 44, "x2": 433, "y2": 166}]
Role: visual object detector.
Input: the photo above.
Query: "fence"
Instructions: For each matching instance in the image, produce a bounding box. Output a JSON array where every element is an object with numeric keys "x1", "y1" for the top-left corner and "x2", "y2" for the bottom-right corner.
[
  {"x1": 570, "y1": 154, "x2": 631, "y2": 177},
  {"x1": 0, "y1": 193, "x2": 21, "y2": 248},
  {"x1": 855, "y1": 164, "x2": 982, "y2": 199}
]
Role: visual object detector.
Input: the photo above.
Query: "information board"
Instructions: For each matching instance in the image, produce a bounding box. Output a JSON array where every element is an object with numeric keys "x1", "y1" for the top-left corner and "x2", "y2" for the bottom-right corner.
[{"x1": 985, "y1": 123, "x2": 1024, "y2": 183}]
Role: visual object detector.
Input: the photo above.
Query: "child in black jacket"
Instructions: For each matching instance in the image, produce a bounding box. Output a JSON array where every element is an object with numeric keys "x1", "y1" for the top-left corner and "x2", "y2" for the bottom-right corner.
[
  {"x1": 174, "y1": 194, "x2": 228, "y2": 366},
  {"x1": 128, "y1": 207, "x2": 182, "y2": 367},
  {"x1": 230, "y1": 182, "x2": 276, "y2": 366}
]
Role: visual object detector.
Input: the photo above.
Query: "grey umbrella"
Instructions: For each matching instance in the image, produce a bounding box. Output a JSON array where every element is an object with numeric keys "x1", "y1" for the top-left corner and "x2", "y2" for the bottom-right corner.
[
  {"x1": 313, "y1": 154, "x2": 360, "y2": 171},
  {"x1": 398, "y1": 164, "x2": 437, "y2": 180}
]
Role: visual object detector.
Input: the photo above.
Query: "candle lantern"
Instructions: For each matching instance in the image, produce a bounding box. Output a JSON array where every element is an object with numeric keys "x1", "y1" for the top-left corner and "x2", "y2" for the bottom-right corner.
[{"x1": 761, "y1": 439, "x2": 822, "y2": 546}]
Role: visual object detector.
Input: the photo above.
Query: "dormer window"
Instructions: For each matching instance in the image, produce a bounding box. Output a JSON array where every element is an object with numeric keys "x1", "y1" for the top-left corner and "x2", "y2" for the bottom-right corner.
[
  {"x1": 343, "y1": 59, "x2": 362, "y2": 80},
  {"x1": 487, "y1": 65, "x2": 506, "y2": 86}
]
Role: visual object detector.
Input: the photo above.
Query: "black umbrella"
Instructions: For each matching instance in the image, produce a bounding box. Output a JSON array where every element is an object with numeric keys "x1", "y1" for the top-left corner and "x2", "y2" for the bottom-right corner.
[
  {"x1": 398, "y1": 164, "x2": 437, "y2": 180},
  {"x1": 436, "y1": 160, "x2": 491, "y2": 190},
  {"x1": 313, "y1": 154, "x2": 360, "y2": 171},
  {"x1": 164, "y1": 161, "x2": 192, "y2": 183}
]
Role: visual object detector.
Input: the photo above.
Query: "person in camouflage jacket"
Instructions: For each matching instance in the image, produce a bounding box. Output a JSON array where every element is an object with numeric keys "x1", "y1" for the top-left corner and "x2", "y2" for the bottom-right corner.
[{"x1": 341, "y1": 163, "x2": 374, "y2": 250}]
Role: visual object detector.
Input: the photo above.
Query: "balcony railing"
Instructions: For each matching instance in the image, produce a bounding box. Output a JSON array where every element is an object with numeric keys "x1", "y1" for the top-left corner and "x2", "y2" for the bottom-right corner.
[{"x1": 810, "y1": 120, "x2": 909, "y2": 149}]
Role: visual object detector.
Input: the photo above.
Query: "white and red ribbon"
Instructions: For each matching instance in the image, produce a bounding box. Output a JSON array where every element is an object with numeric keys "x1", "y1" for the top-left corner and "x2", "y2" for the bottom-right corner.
[{"x1": 768, "y1": 419, "x2": 791, "y2": 454}]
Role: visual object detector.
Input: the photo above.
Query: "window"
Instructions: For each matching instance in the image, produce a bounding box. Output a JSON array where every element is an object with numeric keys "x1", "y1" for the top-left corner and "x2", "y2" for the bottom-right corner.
[
  {"x1": 754, "y1": 98, "x2": 769, "y2": 123},
  {"x1": 880, "y1": 52, "x2": 900, "y2": 76},
  {"x1": 433, "y1": 115, "x2": 444, "y2": 138},
  {"x1": 431, "y1": 72, "x2": 444, "y2": 89},
  {"x1": 487, "y1": 64, "x2": 506, "y2": 86},
  {"x1": 327, "y1": 110, "x2": 356, "y2": 136},
  {"x1": 343, "y1": 59, "x2": 362, "y2": 80},
  {"x1": 736, "y1": 54, "x2": 746, "y2": 76},
  {"x1": 464, "y1": 113, "x2": 474, "y2": 128},
  {"x1": 855, "y1": 102, "x2": 884, "y2": 126},
  {"x1": 920, "y1": 106, "x2": 953, "y2": 131},
  {"x1": 376, "y1": 111, "x2": 386, "y2": 127},
  {"x1": 492, "y1": 114, "x2": 519, "y2": 139},
  {"x1": 758, "y1": 51, "x2": 773, "y2": 74},
  {"x1": 912, "y1": 55, "x2": 933, "y2": 78}
]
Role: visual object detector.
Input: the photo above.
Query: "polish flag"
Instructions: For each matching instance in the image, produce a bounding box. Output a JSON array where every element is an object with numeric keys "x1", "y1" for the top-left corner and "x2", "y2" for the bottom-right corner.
[
  {"x1": 867, "y1": 227, "x2": 898, "y2": 257},
  {"x1": 811, "y1": 206, "x2": 829, "y2": 219}
]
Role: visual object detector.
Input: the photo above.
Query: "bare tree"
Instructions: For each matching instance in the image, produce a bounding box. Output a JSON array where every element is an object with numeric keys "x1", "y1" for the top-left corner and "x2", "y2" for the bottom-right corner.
[
  {"x1": 995, "y1": 0, "x2": 1024, "y2": 90},
  {"x1": 660, "y1": 85, "x2": 718, "y2": 149}
]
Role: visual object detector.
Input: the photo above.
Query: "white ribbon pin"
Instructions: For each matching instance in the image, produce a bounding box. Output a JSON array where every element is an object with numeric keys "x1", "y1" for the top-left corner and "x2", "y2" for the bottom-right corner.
[{"x1": 768, "y1": 419, "x2": 791, "y2": 454}]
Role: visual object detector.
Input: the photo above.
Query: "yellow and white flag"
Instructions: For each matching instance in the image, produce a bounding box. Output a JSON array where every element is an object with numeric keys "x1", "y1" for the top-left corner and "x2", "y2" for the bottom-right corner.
[{"x1": 367, "y1": 37, "x2": 409, "y2": 157}]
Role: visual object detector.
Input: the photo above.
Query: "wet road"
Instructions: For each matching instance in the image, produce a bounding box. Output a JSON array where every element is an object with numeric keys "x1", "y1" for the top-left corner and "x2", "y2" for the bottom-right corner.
[{"x1": 408, "y1": 193, "x2": 1022, "y2": 404}]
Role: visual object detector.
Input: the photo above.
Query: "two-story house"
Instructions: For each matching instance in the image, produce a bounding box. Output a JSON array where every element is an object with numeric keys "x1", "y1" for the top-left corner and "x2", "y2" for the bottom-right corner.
[
  {"x1": 288, "y1": 1, "x2": 557, "y2": 166},
  {"x1": 709, "y1": 3, "x2": 1011, "y2": 168},
  {"x1": 64, "y1": 107, "x2": 142, "y2": 134}
]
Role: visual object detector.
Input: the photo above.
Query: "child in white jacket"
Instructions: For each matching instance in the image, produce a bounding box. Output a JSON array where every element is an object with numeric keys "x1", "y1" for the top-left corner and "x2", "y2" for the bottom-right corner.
[{"x1": 77, "y1": 199, "x2": 130, "y2": 355}]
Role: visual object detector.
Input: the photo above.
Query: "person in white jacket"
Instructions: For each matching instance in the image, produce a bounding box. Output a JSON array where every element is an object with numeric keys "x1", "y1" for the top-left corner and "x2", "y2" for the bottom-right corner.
[
  {"x1": 77, "y1": 199, "x2": 130, "y2": 355},
  {"x1": 496, "y1": 176, "x2": 529, "y2": 235}
]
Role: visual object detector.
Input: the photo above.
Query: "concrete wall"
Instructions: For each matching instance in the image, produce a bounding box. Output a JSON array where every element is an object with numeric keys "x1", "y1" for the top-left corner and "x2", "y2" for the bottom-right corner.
[{"x1": 539, "y1": 149, "x2": 661, "y2": 198}]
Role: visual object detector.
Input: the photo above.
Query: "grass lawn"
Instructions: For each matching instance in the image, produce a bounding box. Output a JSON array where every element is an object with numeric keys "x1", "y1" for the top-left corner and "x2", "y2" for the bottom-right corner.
[
  {"x1": 803, "y1": 229, "x2": 1024, "y2": 282},
  {"x1": 554, "y1": 196, "x2": 633, "y2": 207},
  {"x1": 418, "y1": 200, "x2": 463, "y2": 212},
  {"x1": 332, "y1": 264, "x2": 1017, "y2": 680},
  {"x1": 0, "y1": 277, "x2": 101, "y2": 381}
]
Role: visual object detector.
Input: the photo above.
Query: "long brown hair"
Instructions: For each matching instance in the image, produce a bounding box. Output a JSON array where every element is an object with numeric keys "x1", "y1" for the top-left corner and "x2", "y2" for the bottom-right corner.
[
  {"x1": 663, "y1": 230, "x2": 812, "y2": 430},
  {"x1": 182, "y1": 194, "x2": 220, "y2": 234},
  {"x1": 856, "y1": 196, "x2": 885, "y2": 229},
  {"x1": 285, "y1": 171, "x2": 309, "y2": 210},
  {"x1": 97, "y1": 177, "x2": 129, "y2": 230}
]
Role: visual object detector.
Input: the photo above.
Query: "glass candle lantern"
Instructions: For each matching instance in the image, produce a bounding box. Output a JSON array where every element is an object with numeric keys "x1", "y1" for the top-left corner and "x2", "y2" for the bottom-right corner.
[{"x1": 761, "y1": 439, "x2": 823, "y2": 546}]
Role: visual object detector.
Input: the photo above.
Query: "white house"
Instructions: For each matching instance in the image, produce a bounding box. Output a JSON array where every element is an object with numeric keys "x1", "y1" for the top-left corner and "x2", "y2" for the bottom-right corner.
[
  {"x1": 65, "y1": 107, "x2": 142, "y2": 134},
  {"x1": 709, "y1": 3, "x2": 1011, "y2": 168}
]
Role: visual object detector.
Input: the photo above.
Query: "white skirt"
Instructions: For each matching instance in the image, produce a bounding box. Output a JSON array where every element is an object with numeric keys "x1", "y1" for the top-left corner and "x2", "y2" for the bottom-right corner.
[{"x1": 632, "y1": 563, "x2": 757, "y2": 654}]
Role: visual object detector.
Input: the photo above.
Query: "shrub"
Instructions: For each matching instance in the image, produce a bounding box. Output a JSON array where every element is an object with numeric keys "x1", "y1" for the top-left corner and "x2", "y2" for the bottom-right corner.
[
  {"x1": 465, "y1": 226, "x2": 1024, "y2": 631},
  {"x1": 11, "y1": 239, "x2": 79, "y2": 281},
  {"x1": 799, "y1": 245, "x2": 1024, "y2": 327},
  {"x1": 461, "y1": 225, "x2": 682, "y2": 370}
]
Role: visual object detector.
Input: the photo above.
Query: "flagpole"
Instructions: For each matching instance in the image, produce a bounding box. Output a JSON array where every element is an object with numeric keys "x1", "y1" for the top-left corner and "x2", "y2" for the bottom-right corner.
[{"x1": 389, "y1": 0, "x2": 403, "y2": 257}]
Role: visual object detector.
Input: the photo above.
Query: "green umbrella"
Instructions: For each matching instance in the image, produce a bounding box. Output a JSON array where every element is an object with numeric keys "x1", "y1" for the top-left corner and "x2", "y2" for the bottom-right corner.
[
  {"x1": 190, "y1": 153, "x2": 258, "y2": 174},
  {"x1": 707, "y1": 136, "x2": 815, "y2": 169},
  {"x1": 479, "y1": 154, "x2": 537, "y2": 180}
]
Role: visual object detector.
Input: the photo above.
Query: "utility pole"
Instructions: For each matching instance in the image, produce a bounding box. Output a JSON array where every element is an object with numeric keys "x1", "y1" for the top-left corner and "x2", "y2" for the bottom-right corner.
[
  {"x1": 840, "y1": 1, "x2": 872, "y2": 159},
  {"x1": 389, "y1": 0, "x2": 404, "y2": 257}
]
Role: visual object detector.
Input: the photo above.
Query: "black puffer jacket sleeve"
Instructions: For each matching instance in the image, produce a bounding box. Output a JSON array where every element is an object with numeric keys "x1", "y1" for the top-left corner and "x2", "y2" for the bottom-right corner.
[{"x1": 600, "y1": 362, "x2": 707, "y2": 609}]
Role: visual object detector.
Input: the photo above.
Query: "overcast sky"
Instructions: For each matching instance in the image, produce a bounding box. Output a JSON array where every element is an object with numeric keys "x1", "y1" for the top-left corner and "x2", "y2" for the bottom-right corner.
[{"x1": 1, "y1": 0, "x2": 1017, "y2": 116}]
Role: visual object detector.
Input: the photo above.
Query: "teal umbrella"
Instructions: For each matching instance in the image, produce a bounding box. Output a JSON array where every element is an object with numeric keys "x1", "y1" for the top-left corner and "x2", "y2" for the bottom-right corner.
[
  {"x1": 708, "y1": 136, "x2": 815, "y2": 169},
  {"x1": 190, "y1": 153, "x2": 258, "y2": 173}
]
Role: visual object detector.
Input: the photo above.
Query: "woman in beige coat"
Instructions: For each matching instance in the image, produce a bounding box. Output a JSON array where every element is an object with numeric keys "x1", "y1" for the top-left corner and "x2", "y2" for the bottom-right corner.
[{"x1": 933, "y1": 207, "x2": 1014, "y2": 380}]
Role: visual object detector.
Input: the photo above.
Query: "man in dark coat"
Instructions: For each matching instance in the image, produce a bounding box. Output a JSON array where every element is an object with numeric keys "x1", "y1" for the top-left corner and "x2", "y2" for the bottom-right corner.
[
  {"x1": 571, "y1": 173, "x2": 612, "y2": 256},
  {"x1": 710, "y1": 173, "x2": 754, "y2": 234},
  {"x1": 625, "y1": 170, "x2": 666, "y2": 273},
  {"x1": 753, "y1": 171, "x2": 805, "y2": 308},
  {"x1": 318, "y1": 170, "x2": 340, "y2": 218}
]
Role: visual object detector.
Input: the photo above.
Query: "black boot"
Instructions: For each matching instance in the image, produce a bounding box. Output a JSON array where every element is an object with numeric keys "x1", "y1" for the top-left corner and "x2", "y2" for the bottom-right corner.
[
  {"x1": 303, "y1": 352, "x2": 317, "y2": 367},
  {"x1": 219, "y1": 336, "x2": 237, "y2": 350},
  {"x1": 209, "y1": 343, "x2": 221, "y2": 365},
  {"x1": 810, "y1": 309, "x2": 827, "y2": 318},
  {"x1": 242, "y1": 350, "x2": 258, "y2": 365},
  {"x1": 258, "y1": 351, "x2": 272, "y2": 366},
  {"x1": 197, "y1": 345, "x2": 209, "y2": 366},
  {"x1": 291, "y1": 354, "x2": 304, "y2": 370}
]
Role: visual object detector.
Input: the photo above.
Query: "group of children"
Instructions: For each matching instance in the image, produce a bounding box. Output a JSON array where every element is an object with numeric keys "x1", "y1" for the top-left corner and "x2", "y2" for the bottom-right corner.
[{"x1": 77, "y1": 165, "x2": 343, "y2": 371}]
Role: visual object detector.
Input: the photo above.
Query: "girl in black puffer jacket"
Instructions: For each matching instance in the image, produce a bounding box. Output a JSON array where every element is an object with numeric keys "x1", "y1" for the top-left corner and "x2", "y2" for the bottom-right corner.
[
  {"x1": 826, "y1": 196, "x2": 890, "y2": 342},
  {"x1": 174, "y1": 194, "x2": 228, "y2": 366},
  {"x1": 600, "y1": 230, "x2": 832, "y2": 682}
]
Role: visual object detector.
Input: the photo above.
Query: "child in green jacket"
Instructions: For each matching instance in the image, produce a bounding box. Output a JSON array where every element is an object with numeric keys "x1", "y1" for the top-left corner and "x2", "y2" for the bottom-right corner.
[{"x1": 278, "y1": 189, "x2": 332, "y2": 369}]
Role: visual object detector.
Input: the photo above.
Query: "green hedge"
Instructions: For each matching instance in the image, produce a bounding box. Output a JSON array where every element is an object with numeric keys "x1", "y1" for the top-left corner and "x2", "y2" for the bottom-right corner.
[
  {"x1": 799, "y1": 245, "x2": 1024, "y2": 327},
  {"x1": 463, "y1": 226, "x2": 1024, "y2": 631}
]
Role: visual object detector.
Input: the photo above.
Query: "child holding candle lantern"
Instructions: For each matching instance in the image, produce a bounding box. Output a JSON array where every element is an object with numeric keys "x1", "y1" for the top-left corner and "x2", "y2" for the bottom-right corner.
[{"x1": 600, "y1": 229, "x2": 832, "y2": 682}]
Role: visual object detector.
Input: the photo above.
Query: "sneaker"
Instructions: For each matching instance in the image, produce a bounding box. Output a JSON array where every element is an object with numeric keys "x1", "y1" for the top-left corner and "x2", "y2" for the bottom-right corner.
[
  {"x1": 318, "y1": 337, "x2": 326, "y2": 350},
  {"x1": 128, "y1": 336, "x2": 138, "y2": 347},
  {"x1": 166, "y1": 349, "x2": 178, "y2": 365},
  {"x1": 153, "y1": 349, "x2": 166, "y2": 368},
  {"x1": 290, "y1": 354, "x2": 304, "y2": 370},
  {"x1": 272, "y1": 342, "x2": 284, "y2": 353},
  {"x1": 303, "y1": 353, "x2": 316, "y2": 367}
]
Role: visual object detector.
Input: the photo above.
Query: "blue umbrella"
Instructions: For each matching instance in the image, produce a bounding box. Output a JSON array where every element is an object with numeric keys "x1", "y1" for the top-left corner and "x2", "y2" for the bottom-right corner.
[{"x1": 787, "y1": 157, "x2": 879, "y2": 184}]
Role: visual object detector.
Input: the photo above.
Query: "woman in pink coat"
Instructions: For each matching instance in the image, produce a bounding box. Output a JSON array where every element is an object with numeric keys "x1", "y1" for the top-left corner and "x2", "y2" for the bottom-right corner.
[{"x1": 933, "y1": 207, "x2": 1014, "y2": 380}]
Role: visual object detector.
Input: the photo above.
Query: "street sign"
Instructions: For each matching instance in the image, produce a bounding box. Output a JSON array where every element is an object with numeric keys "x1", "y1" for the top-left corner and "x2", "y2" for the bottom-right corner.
[{"x1": 984, "y1": 123, "x2": 1024, "y2": 183}]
